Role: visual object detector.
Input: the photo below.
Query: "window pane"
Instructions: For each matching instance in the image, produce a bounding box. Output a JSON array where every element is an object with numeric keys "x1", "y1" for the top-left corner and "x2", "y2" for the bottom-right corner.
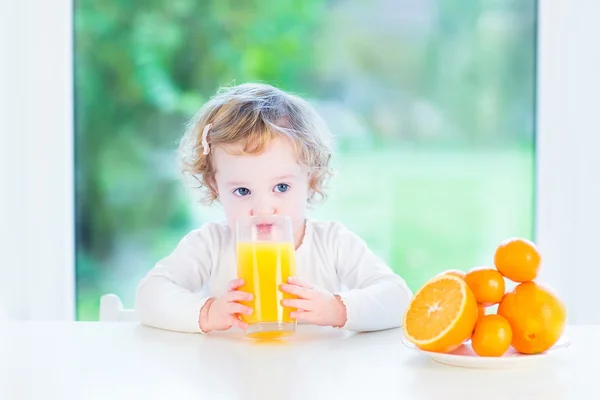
[{"x1": 75, "y1": 0, "x2": 535, "y2": 320}]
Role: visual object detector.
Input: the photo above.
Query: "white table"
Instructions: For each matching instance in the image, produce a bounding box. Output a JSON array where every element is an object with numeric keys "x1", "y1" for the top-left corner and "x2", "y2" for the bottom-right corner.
[{"x1": 1, "y1": 322, "x2": 598, "y2": 399}]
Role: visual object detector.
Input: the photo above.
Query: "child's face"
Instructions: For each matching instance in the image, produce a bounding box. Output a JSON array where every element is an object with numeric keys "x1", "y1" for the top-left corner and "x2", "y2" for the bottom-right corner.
[{"x1": 212, "y1": 137, "x2": 311, "y2": 246}]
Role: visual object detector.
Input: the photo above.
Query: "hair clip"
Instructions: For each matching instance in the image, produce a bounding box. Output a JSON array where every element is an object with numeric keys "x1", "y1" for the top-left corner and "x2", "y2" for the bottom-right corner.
[{"x1": 202, "y1": 123, "x2": 212, "y2": 155}]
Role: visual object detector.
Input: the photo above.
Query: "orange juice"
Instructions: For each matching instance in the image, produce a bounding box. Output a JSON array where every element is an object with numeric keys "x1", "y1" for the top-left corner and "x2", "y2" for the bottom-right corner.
[{"x1": 237, "y1": 241, "x2": 296, "y2": 338}]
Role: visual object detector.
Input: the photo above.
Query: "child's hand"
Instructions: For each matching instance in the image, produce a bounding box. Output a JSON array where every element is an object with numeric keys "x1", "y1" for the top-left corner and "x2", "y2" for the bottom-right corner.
[
  {"x1": 279, "y1": 277, "x2": 347, "y2": 328},
  {"x1": 199, "y1": 278, "x2": 253, "y2": 333}
]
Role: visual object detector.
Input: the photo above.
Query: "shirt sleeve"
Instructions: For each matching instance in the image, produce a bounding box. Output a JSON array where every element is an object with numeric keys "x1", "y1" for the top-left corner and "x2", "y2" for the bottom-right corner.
[
  {"x1": 134, "y1": 226, "x2": 214, "y2": 333},
  {"x1": 330, "y1": 223, "x2": 413, "y2": 332}
]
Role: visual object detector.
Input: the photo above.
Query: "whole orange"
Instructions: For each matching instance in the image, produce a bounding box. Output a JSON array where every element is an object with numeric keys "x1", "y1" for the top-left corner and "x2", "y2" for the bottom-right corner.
[
  {"x1": 498, "y1": 282, "x2": 566, "y2": 354},
  {"x1": 471, "y1": 314, "x2": 513, "y2": 357},
  {"x1": 494, "y1": 238, "x2": 541, "y2": 282},
  {"x1": 437, "y1": 269, "x2": 466, "y2": 280},
  {"x1": 464, "y1": 267, "x2": 505, "y2": 306},
  {"x1": 477, "y1": 304, "x2": 486, "y2": 324}
]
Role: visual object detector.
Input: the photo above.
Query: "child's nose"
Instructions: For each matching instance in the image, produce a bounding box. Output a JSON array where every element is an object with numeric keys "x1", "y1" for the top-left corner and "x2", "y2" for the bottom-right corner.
[{"x1": 250, "y1": 203, "x2": 276, "y2": 217}]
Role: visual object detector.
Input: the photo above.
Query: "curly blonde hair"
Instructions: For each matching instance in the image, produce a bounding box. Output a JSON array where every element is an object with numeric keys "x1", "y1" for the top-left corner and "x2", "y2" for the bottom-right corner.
[{"x1": 178, "y1": 83, "x2": 334, "y2": 205}]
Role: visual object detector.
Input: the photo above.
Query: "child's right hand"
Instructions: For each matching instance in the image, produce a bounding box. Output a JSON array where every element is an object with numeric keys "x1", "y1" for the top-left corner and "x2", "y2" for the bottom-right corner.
[{"x1": 199, "y1": 278, "x2": 254, "y2": 333}]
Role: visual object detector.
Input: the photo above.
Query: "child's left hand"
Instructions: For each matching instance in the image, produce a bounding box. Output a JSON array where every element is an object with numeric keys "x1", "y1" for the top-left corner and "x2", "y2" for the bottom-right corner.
[{"x1": 279, "y1": 277, "x2": 347, "y2": 328}]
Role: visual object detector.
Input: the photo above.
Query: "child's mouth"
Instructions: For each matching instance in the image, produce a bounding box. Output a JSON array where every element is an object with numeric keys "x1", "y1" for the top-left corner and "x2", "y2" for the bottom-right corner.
[{"x1": 256, "y1": 223, "x2": 273, "y2": 233}]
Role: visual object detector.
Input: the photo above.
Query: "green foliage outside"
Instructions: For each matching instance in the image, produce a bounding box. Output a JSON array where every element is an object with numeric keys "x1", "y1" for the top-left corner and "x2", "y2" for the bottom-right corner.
[{"x1": 75, "y1": 0, "x2": 536, "y2": 320}]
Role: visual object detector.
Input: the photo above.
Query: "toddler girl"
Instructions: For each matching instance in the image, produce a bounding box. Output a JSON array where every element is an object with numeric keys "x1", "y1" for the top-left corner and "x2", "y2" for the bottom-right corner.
[{"x1": 135, "y1": 83, "x2": 412, "y2": 333}]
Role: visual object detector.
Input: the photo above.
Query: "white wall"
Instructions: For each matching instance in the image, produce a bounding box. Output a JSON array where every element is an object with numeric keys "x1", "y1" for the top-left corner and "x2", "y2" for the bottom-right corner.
[
  {"x1": 0, "y1": 0, "x2": 74, "y2": 320},
  {"x1": 536, "y1": 0, "x2": 600, "y2": 324},
  {"x1": 0, "y1": 0, "x2": 598, "y2": 323}
]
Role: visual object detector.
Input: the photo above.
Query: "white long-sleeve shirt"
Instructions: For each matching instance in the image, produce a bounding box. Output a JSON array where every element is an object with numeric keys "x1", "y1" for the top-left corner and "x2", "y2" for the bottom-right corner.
[{"x1": 135, "y1": 219, "x2": 413, "y2": 333}]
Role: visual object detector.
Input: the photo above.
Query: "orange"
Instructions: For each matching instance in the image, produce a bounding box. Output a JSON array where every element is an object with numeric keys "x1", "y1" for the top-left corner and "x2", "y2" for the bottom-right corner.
[
  {"x1": 464, "y1": 267, "x2": 505, "y2": 306},
  {"x1": 498, "y1": 281, "x2": 566, "y2": 354},
  {"x1": 471, "y1": 314, "x2": 513, "y2": 357},
  {"x1": 403, "y1": 275, "x2": 478, "y2": 353},
  {"x1": 494, "y1": 238, "x2": 541, "y2": 282},
  {"x1": 436, "y1": 269, "x2": 466, "y2": 280},
  {"x1": 477, "y1": 304, "x2": 486, "y2": 324}
]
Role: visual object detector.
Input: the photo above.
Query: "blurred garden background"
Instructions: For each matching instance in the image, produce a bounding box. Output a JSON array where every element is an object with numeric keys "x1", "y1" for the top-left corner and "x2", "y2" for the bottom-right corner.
[{"x1": 74, "y1": 0, "x2": 536, "y2": 320}]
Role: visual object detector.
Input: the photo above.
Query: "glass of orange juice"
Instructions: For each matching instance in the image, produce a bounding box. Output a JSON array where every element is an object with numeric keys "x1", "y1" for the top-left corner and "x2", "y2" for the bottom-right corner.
[{"x1": 236, "y1": 215, "x2": 296, "y2": 339}]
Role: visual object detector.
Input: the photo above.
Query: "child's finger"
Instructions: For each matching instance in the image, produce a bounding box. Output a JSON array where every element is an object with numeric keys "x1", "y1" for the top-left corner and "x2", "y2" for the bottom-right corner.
[
  {"x1": 227, "y1": 278, "x2": 245, "y2": 291},
  {"x1": 279, "y1": 283, "x2": 316, "y2": 300},
  {"x1": 229, "y1": 315, "x2": 248, "y2": 330},
  {"x1": 227, "y1": 302, "x2": 253, "y2": 316},
  {"x1": 286, "y1": 277, "x2": 313, "y2": 288},
  {"x1": 226, "y1": 290, "x2": 253, "y2": 302},
  {"x1": 290, "y1": 310, "x2": 312, "y2": 323},
  {"x1": 281, "y1": 298, "x2": 312, "y2": 311}
]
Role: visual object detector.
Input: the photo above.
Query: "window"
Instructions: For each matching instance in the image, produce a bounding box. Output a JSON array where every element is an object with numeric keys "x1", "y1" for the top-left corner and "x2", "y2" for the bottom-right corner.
[{"x1": 74, "y1": 1, "x2": 536, "y2": 319}]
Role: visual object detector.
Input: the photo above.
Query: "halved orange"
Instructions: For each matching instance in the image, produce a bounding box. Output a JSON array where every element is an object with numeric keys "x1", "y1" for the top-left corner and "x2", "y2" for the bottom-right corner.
[
  {"x1": 403, "y1": 275, "x2": 478, "y2": 353},
  {"x1": 436, "y1": 269, "x2": 466, "y2": 280}
]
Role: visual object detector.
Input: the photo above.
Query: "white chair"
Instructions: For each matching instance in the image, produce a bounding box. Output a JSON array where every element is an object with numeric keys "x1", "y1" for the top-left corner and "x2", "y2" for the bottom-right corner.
[{"x1": 99, "y1": 294, "x2": 138, "y2": 322}]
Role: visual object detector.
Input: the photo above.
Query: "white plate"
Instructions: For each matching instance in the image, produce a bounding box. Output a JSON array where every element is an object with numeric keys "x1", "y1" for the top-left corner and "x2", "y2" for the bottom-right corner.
[{"x1": 403, "y1": 335, "x2": 571, "y2": 369}]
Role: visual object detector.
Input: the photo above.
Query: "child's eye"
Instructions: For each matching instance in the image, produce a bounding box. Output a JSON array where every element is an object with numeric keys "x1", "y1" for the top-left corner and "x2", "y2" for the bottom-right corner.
[
  {"x1": 274, "y1": 184, "x2": 290, "y2": 193},
  {"x1": 233, "y1": 187, "x2": 251, "y2": 197}
]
